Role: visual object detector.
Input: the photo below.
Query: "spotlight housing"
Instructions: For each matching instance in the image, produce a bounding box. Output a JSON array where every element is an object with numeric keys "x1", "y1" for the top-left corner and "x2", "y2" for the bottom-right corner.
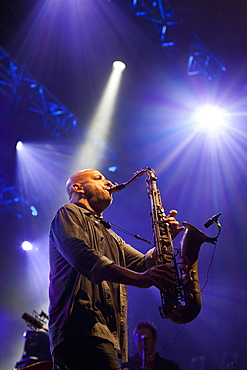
[
  {"x1": 16, "y1": 141, "x2": 23, "y2": 151},
  {"x1": 112, "y1": 61, "x2": 126, "y2": 71},
  {"x1": 22, "y1": 241, "x2": 33, "y2": 251}
]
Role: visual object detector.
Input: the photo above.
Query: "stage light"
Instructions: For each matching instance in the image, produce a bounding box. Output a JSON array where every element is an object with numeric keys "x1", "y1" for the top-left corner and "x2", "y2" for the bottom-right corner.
[
  {"x1": 16, "y1": 141, "x2": 23, "y2": 151},
  {"x1": 75, "y1": 61, "x2": 125, "y2": 170},
  {"x1": 30, "y1": 205, "x2": 38, "y2": 216},
  {"x1": 108, "y1": 166, "x2": 117, "y2": 172},
  {"x1": 192, "y1": 104, "x2": 229, "y2": 136},
  {"x1": 22, "y1": 241, "x2": 33, "y2": 251},
  {"x1": 112, "y1": 61, "x2": 126, "y2": 71}
]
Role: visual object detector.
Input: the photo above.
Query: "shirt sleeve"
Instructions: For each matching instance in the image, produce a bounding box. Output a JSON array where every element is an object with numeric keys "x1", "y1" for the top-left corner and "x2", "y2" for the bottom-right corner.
[
  {"x1": 108, "y1": 229, "x2": 157, "y2": 272},
  {"x1": 50, "y1": 204, "x2": 114, "y2": 283}
]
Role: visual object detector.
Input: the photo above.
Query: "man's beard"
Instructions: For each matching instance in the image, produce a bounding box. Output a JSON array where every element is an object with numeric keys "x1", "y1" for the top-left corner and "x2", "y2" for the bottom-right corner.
[{"x1": 85, "y1": 189, "x2": 112, "y2": 208}]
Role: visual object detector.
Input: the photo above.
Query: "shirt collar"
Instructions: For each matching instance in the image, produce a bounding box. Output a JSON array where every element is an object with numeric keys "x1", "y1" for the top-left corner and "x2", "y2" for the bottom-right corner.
[{"x1": 74, "y1": 202, "x2": 111, "y2": 229}]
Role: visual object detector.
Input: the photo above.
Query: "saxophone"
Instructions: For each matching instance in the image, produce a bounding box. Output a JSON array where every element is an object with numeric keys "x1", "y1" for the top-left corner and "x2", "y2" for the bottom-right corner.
[{"x1": 110, "y1": 167, "x2": 221, "y2": 324}]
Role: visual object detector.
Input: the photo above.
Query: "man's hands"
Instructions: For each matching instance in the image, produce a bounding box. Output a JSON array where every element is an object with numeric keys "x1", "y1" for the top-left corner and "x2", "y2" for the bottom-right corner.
[
  {"x1": 134, "y1": 209, "x2": 184, "y2": 291},
  {"x1": 164, "y1": 209, "x2": 185, "y2": 239},
  {"x1": 137, "y1": 263, "x2": 177, "y2": 293},
  {"x1": 101, "y1": 263, "x2": 177, "y2": 293},
  {"x1": 100, "y1": 209, "x2": 183, "y2": 292}
]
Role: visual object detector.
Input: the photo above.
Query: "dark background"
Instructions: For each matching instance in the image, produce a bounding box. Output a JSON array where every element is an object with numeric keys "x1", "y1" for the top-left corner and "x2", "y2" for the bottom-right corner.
[{"x1": 0, "y1": 1, "x2": 247, "y2": 369}]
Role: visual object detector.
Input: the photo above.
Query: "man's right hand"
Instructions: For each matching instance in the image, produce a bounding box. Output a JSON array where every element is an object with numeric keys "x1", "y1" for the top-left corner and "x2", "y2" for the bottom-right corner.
[
  {"x1": 137, "y1": 264, "x2": 177, "y2": 292},
  {"x1": 101, "y1": 263, "x2": 177, "y2": 292}
]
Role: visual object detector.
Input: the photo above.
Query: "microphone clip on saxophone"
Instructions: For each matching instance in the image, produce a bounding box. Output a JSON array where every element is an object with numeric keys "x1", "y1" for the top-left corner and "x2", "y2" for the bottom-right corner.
[{"x1": 203, "y1": 212, "x2": 222, "y2": 229}]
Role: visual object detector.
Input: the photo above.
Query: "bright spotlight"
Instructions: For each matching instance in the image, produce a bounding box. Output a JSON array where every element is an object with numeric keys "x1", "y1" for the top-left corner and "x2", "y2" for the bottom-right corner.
[
  {"x1": 77, "y1": 60, "x2": 125, "y2": 169},
  {"x1": 112, "y1": 61, "x2": 126, "y2": 71},
  {"x1": 192, "y1": 104, "x2": 229, "y2": 136},
  {"x1": 16, "y1": 141, "x2": 23, "y2": 151},
  {"x1": 22, "y1": 241, "x2": 33, "y2": 251}
]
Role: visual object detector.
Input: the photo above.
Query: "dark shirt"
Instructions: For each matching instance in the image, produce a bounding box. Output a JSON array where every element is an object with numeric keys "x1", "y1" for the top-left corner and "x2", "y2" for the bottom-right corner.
[
  {"x1": 122, "y1": 352, "x2": 180, "y2": 370},
  {"x1": 48, "y1": 203, "x2": 156, "y2": 362}
]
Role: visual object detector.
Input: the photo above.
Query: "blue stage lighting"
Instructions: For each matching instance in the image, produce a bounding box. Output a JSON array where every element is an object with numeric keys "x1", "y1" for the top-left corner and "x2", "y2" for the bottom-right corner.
[
  {"x1": 108, "y1": 166, "x2": 117, "y2": 173},
  {"x1": 30, "y1": 205, "x2": 38, "y2": 216},
  {"x1": 16, "y1": 141, "x2": 23, "y2": 151},
  {"x1": 22, "y1": 241, "x2": 33, "y2": 251},
  {"x1": 192, "y1": 104, "x2": 229, "y2": 136}
]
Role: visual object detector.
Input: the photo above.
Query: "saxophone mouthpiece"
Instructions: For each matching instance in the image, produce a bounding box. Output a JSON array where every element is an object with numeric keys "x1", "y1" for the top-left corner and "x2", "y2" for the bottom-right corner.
[{"x1": 109, "y1": 183, "x2": 126, "y2": 193}]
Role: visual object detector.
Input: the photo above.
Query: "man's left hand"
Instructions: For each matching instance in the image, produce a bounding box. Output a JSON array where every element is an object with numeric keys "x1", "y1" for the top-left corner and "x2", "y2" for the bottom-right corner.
[{"x1": 164, "y1": 209, "x2": 185, "y2": 239}]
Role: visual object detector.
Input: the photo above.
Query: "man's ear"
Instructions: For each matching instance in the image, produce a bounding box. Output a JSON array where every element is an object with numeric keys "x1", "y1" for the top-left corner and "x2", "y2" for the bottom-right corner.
[{"x1": 72, "y1": 183, "x2": 85, "y2": 193}]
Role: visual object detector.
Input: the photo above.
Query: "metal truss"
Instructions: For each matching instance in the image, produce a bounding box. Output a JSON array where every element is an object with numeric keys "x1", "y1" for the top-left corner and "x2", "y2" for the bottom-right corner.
[
  {"x1": 0, "y1": 183, "x2": 37, "y2": 219},
  {"x1": 0, "y1": 46, "x2": 80, "y2": 139},
  {"x1": 0, "y1": 169, "x2": 39, "y2": 219},
  {"x1": 116, "y1": 0, "x2": 227, "y2": 79},
  {"x1": 0, "y1": 46, "x2": 116, "y2": 218},
  {"x1": 0, "y1": 46, "x2": 117, "y2": 154},
  {"x1": 186, "y1": 33, "x2": 227, "y2": 79}
]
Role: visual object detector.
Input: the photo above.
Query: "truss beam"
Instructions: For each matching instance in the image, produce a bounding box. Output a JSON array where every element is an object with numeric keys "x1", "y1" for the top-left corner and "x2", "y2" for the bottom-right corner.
[
  {"x1": 0, "y1": 46, "x2": 116, "y2": 218},
  {"x1": 116, "y1": 0, "x2": 226, "y2": 79},
  {"x1": 0, "y1": 46, "x2": 80, "y2": 139}
]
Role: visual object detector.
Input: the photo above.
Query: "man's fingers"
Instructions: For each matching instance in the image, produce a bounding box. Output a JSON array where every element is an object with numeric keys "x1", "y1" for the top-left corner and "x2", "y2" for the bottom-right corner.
[
  {"x1": 168, "y1": 209, "x2": 178, "y2": 217},
  {"x1": 149, "y1": 264, "x2": 177, "y2": 288},
  {"x1": 176, "y1": 226, "x2": 185, "y2": 233}
]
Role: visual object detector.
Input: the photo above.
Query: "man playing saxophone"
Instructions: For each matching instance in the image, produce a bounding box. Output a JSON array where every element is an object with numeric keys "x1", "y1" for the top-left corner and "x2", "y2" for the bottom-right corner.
[{"x1": 48, "y1": 169, "x2": 184, "y2": 370}]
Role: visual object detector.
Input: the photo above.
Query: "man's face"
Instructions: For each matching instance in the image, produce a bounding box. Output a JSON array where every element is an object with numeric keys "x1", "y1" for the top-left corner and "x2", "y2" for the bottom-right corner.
[
  {"x1": 135, "y1": 328, "x2": 157, "y2": 359},
  {"x1": 79, "y1": 169, "x2": 113, "y2": 206}
]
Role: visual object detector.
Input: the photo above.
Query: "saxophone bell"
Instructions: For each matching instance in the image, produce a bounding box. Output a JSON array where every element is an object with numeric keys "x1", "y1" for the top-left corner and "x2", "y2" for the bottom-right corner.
[
  {"x1": 180, "y1": 222, "x2": 216, "y2": 264},
  {"x1": 159, "y1": 222, "x2": 218, "y2": 324}
]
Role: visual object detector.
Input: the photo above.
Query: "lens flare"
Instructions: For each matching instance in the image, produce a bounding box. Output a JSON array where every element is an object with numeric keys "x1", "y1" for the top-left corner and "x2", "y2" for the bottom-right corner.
[{"x1": 192, "y1": 104, "x2": 229, "y2": 136}]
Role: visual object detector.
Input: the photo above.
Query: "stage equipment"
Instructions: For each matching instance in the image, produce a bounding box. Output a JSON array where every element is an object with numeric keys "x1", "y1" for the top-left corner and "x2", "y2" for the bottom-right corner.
[
  {"x1": 110, "y1": 167, "x2": 221, "y2": 324},
  {"x1": 22, "y1": 312, "x2": 48, "y2": 332},
  {"x1": 13, "y1": 362, "x2": 52, "y2": 370},
  {"x1": 141, "y1": 335, "x2": 147, "y2": 370},
  {"x1": 14, "y1": 311, "x2": 52, "y2": 369},
  {"x1": 115, "y1": 1, "x2": 226, "y2": 79}
]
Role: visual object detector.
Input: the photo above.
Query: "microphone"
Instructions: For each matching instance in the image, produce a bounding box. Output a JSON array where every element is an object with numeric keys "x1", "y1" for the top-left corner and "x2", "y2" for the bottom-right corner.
[
  {"x1": 22, "y1": 312, "x2": 48, "y2": 332},
  {"x1": 141, "y1": 335, "x2": 147, "y2": 369},
  {"x1": 203, "y1": 212, "x2": 222, "y2": 228}
]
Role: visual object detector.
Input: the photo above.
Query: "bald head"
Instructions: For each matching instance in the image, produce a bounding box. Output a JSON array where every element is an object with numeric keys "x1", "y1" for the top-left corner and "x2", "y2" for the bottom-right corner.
[
  {"x1": 65, "y1": 169, "x2": 113, "y2": 215},
  {"x1": 66, "y1": 169, "x2": 93, "y2": 200}
]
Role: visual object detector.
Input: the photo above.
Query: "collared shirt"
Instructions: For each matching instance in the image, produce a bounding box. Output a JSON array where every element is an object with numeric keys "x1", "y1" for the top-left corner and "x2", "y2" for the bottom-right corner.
[{"x1": 48, "y1": 203, "x2": 156, "y2": 362}]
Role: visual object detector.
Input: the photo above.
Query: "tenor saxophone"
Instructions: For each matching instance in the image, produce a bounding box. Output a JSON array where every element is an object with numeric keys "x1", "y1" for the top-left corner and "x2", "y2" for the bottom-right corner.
[{"x1": 110, "y1": 167, "x2": 220, "y2": 324}]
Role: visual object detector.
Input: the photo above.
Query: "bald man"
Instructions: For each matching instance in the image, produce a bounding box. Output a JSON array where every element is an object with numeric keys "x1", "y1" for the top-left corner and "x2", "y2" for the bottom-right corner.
[{"x1": 48, "y1": 169, "x2": 184, "y2": 370}]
